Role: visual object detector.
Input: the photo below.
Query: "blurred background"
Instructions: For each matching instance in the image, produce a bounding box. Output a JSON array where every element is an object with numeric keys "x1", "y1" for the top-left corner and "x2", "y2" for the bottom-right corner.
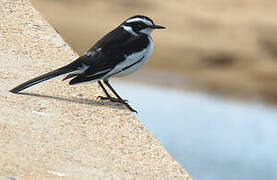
[{"x1": 30, "y1": 0, "x2": 277, "y2": 179}]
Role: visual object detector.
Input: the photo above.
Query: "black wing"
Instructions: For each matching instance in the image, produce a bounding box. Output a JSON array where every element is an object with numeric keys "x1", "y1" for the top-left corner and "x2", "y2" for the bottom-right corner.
[{"x1": 69, "y1": 26, "x2": 150, "y2": 85}]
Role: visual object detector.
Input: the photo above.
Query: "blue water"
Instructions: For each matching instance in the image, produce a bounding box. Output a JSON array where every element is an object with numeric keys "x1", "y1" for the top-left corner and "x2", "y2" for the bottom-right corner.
[{"x1": 113, "y1": 80, "x2": 277, "y2": 180}]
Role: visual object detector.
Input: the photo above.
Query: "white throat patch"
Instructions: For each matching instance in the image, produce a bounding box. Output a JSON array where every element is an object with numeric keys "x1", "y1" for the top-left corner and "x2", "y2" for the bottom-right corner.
[{"x1": 121, "y1": 25, "x2": 137, "y2": 36}]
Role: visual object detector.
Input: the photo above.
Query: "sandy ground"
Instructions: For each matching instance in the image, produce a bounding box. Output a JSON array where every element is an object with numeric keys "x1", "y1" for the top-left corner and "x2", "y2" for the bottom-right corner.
[
  {"x1": 30, "y1": 0, "x2": 277, "y2": 103},
  {"x1": 0, "y1": 0, "x2": 191, "y2": 179}
]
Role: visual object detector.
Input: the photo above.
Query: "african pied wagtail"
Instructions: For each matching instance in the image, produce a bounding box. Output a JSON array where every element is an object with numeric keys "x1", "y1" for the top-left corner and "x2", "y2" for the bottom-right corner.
[{"x1": 10, "y1": 15, "x2": 165, "y2": 113}]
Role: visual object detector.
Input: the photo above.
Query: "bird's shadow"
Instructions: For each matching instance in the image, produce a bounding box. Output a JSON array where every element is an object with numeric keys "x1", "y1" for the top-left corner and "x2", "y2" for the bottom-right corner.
[{"x1": 18, "y1": 92, "x2": 126, "y2": 110}]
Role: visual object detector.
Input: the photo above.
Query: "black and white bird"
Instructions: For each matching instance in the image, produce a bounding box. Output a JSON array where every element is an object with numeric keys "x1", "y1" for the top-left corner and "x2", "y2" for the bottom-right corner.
[{"x1": 10, "y1": 15, "x2": 165, "y2": 113}]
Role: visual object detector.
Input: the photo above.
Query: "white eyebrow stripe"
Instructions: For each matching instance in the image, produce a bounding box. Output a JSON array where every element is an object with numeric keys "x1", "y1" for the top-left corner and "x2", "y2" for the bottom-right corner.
[
  {"x1": 121, "y1": 25, "x2": 138, "y2": 36},
  {"x1": 126, "y1": 18, "x2": 153, "y2": 26}
]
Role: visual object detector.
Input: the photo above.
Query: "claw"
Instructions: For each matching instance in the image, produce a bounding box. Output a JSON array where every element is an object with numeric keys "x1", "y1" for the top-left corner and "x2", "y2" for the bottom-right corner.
[
  {"x1": 97, "y1": 96, "x2": 116, "y2": 102},
  {"x1": 97, "y1": 95, "x2": 137, "y2": 113},
  {"x1": 97, "y1": 96, "x2": 128, "y2": 103},
  {"x1": 97, "y1": 96, "x2": 108, "y2": 100},
  {"x1": 126, "y1": 105, "x2": 137, "y2": 113}
]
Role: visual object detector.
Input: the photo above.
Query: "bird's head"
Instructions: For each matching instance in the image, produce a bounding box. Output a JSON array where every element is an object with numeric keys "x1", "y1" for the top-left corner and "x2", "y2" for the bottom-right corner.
[{"x1": 121, "y1": 15, "x2": 165, "y2": 36}]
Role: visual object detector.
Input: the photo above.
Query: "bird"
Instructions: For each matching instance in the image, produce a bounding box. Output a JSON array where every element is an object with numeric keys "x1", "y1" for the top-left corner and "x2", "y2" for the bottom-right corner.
[{"x1": 10, "y1": 15, "x2": 165, "y2": 113}]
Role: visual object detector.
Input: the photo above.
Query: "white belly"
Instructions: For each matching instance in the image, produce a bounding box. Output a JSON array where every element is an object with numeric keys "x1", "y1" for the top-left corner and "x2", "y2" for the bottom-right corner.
[{"x1": 105, "y1": 36, "x2": 153, "y2": 78}]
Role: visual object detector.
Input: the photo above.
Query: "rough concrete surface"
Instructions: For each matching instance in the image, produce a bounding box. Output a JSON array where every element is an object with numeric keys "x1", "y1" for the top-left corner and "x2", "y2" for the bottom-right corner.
[{"x1": 0, "y1": 0, "x2": 191, "y2": 179}]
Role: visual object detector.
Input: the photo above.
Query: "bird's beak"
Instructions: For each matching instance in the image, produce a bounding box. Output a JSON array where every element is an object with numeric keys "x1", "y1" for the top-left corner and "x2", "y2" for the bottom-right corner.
[{"x1": 151, "y1": 24, "x2": 166, "y2": 29}]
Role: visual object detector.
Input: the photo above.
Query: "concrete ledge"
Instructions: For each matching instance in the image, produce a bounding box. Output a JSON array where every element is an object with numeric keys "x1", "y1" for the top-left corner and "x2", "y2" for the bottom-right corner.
[{"x1": 0, "y1": 0, "x2": 191, "y2": 179}]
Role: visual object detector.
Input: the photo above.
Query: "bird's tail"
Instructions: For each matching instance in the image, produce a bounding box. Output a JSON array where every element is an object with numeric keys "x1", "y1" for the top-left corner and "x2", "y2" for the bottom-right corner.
[{"x1": 10, "y1": 67, "x2": 75, "y2": 93}]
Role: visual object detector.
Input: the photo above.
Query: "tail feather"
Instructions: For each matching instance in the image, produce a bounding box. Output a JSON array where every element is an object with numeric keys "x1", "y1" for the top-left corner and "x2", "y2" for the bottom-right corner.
[
  {"x1": 62, "y1": 74, "x2": 79, "y2": 81},
  {"x1": 10, "y1": 67, "x2": 73, "y2": 93}
]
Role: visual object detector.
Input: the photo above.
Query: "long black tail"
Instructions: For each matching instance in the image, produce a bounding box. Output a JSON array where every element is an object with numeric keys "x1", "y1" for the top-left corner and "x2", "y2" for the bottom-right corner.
[{"x1": 10, "y1": 67, "x2": 74, "y2": 93}]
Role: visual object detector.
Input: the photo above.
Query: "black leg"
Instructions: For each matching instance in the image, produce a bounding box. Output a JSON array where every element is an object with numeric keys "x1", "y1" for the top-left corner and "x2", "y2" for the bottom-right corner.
[
  {"x1": 97, "y1": 81, "x2": 112, "y2": 99},
  {"x1": 103, "y1": 80, "x2": 137, "y2": 113},
  {"x1": 97, "y1": 81, "x2": 123, "y2": 102},
  {"x1": 98, "y1": 81, "x2": 110, "y2": 97},
  {"x1": 103, "y1": 80, "x2": 127, "y2": 102}
]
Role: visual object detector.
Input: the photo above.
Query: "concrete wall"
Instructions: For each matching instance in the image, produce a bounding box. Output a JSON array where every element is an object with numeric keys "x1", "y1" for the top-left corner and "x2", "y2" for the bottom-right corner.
[{"x1": 0, "y1": 0, "x2": 191, "y2": 179}]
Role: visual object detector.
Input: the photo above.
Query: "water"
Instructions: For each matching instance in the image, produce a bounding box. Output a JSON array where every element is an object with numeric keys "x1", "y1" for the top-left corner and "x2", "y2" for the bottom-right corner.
[{"x1": 113, "y1": 80, "x2": 277, "y2": 180}]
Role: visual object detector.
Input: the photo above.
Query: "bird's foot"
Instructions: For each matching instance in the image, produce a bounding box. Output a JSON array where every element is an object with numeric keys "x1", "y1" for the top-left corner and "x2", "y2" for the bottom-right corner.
[
  {"x1": 124, "y1": 103, "x2": 138, "y2": 113},
  {"x1": 97, "y1": 96, "x2": 137, "y2": 113},
  {"x1": 97, "y1": 96, "x2": 128, "y2": 103}
]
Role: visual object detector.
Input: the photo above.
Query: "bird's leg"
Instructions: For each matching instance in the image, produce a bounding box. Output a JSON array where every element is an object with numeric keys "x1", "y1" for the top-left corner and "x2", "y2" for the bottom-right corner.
[
  {"x1": 97, "y1": 81, "x2": 118, "y2": 102},
  {"x1": 103, "y1": 80, "x2": 137, "y2": 113},
  {"x1": 97, "y1": 80, "x2": 137, "y2": 113},
  {"x1": 103, "y1": 80, "x2": 128, "y2": 103}
]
